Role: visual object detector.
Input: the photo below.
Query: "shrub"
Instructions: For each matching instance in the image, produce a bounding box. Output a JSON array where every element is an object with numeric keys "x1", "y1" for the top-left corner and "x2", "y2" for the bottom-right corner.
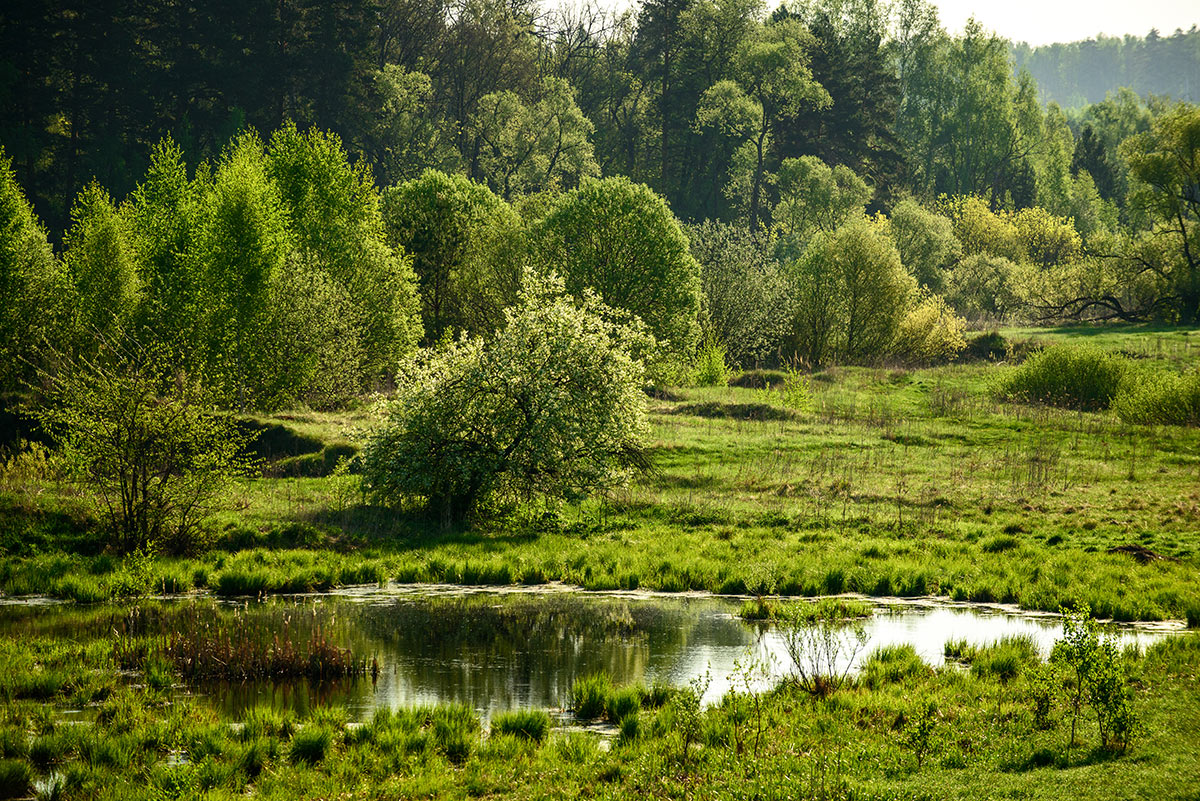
[
  {"x1": 781, "y1": 367, "x2": 813, "y2": 412},
  {"x1": 891, "y1": 292, "x2": 967, "y2": 363},
  {"x1": 362, "y1": 271, "x2": 651, "y2": 523},
  {"x1": 729, "y1": 369, "x2": 787, "y2": 389},
  {"x1": 490, "y1": 710, "x2": 551, "y2": 743},
  {"x1": 1113, "y1": 369, "x2": 1200, "y2": 426},
  {"x1": 963, "y1": 331, "x2": 1009, "y2": 362},
  {"x1": 691, "y1": 337, "x2": 732, "y2": 387},
  {"x1": 998, "y1": 344, "x2": 1127, "y2": 411},
  {"x1": 29, "y1": 338, "x2": 255, "y2": 554}
]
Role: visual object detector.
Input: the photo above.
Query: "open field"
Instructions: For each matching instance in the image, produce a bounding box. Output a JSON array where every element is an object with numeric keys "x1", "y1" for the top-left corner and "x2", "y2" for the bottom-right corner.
[{"x1": 3, "y1": 326, "x2": 1199, "y2": 624}]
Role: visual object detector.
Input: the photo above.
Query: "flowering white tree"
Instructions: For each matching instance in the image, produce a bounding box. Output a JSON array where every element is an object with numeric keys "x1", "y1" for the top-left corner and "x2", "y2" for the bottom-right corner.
[{"x1": 361, "y1": 271, "x2": 652, "y2": 523}]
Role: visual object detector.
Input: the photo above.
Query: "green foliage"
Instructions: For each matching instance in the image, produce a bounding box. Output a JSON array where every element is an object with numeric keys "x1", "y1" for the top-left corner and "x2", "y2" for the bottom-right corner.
[
  {"x1": 0, "y1": 148, "x2": 69, "y2": 392},
  {"x1": 126, "y1": 138, "x2": 206, "y2": 373},
  {"x1": 891, "y1": 292, "x2": 968, "y2": 363},
  {"x1": 61, "y1": 182, "x2": 140, "y2": 349},
  {"x1": 382, "y1": 170, "x2": 524, "y2": 340},
  {"x1": 688, "y1": 220, "x2": 792, "y2": 367},
  {"x1": 30, "y1": 340, "x2": 254, "y2": 554},
  {"x1": 489, "y1": 709, "x2": 551, "y2": 743},
  {"x1": 903, "y1": 700, "x2": 939, "y2": 771},
  {"x1": 194, "y1": 132, "x2": 293, "y2": 408},
  {"x1": 691, "y1": 338, "x2": 732, "y2": 387},
  {"x1": 781, "y1": 367, "x2": 813, "y2": 412},
  {"x1": 945, "y1": 253, "x2": 1025, "y2": 321},
  {"x1": 469, "y1": 78, "x2": 599, "y2": 199},
  {"x1": 1052, "y1": 604, "x2": 1139, "y2": 755},
  {"x1": 885, "y1": 199, "x2": 961, "y2": 293},
  {"x1": 1114, "y1": 368, "x2": 1200, "y2": 426},
  {"x1": 998, "y1": 344, "x2": 1128, "y2": 411},
  {"x1": 361, "y1": 272, "x2": 650, "y2": 521},
  {"x1": 1122, "y1": 104, "x2": 1200, "y2": 323},
  {"x1": 790, "y1": 217, "x2": 916, "y2": 365},
  {"x1": 266, "y1": 123, "x2": 422, "y2": 394},
  {"x1": 532, "y1": 177, "x2": 703, "y2": 363},
  {"x1": 773, "y1": 156, "x2": 871, "y2": 248}
]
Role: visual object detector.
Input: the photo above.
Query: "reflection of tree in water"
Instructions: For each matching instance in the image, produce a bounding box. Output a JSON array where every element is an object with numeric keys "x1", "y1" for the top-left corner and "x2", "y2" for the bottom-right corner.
[
  {"x1": 346, "y1": 594, "x2": 714, "y2": 713},
  {"x1": 0, "y1": 593, "x2": 759, "y2": 719}
]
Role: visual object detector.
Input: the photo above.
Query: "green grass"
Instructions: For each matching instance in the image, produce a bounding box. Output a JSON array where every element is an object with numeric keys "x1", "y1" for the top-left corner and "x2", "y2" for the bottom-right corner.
[
  {"x1": 0, "y1": 615, "x2": 1197, "y2": 800},
  {"x1": 3, "y1": 325, "x2": 1200, "y2": 626},
  {"x1": 490, "y1": 710, "x2": 552, "y2": 743}
]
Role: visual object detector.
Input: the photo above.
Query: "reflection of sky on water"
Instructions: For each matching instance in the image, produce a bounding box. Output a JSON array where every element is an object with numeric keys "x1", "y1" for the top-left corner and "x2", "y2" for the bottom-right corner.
[
  {"x1": 197, "y1": 591, "x2": 1179, "y2": 718},
  {"x1": 0, "y1": 588, "x2": 1179, "y2": 720}
]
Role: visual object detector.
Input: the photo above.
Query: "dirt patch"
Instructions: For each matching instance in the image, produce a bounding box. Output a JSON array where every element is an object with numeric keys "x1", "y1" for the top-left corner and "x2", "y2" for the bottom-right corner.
[
  {"x1": 1107, "y1": 544, "x2": 1172, "y2": 564},
  {"x1": 671, "y1": 402, "x2": 795, "y2": 421}
]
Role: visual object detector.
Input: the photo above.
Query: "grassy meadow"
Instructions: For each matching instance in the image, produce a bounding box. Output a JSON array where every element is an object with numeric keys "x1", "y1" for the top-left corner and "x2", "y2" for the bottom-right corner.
[
  {"x1": 2, "y1": 324, "x2": 1200, "y2": 800},
  {"x1": 3, "y1": 325, "x2": 1199, "y2": 623}
]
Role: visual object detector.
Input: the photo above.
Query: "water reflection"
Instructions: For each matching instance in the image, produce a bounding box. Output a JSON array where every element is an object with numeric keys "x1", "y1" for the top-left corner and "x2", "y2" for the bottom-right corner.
[{"x1": 0, "y1": 588, "x2": 1178, "y2": 720}]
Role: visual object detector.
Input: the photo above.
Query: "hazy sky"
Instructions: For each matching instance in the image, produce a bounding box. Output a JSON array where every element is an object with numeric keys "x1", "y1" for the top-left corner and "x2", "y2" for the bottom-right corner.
[{"x1": 933, "y1": 0, "x2": 1199, "y2": 46}]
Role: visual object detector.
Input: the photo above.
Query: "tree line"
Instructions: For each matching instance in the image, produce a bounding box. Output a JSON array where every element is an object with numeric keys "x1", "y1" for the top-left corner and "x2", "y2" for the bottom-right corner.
[
  {"x1": 2, "y1": 0, "x2": 1195, "y2": 235},
  {"x1": 1013, "y1": 27, "x2": 1200, "y2": 109},
  {"x1": 3, "y1": 0, "x2": 1200, "y2": 412}
]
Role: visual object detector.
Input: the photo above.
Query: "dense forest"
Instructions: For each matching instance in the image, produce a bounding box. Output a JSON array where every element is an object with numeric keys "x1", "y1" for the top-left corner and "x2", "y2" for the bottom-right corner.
[
  {"x1": 1014, "y1": 27, "x2": 1200, "y2": 108},
  {"x1": 3, "y1": 0, "x2": 1200, "y2": 417},
  {"x1": 3, "y1": 0, "x2": 1196, "y2": 232}
]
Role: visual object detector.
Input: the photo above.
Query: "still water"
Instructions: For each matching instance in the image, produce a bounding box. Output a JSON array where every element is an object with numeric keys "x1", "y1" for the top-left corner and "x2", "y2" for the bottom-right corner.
[{"x1": 1, "y1": 585, "x2": 1178, "y2": 720}]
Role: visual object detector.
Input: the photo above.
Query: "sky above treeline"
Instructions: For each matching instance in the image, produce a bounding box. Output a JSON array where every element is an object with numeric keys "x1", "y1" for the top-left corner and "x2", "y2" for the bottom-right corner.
[
  {"x1": 932, "y1": 0, "x2": 1196, "y2": 46},
  {"x1": 598, "y1": 1, "x2": 1197, "y2": 47}
]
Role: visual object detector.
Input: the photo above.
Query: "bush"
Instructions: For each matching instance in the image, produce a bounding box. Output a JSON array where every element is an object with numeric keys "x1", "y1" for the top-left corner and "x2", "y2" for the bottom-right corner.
[
  {"x1": 362, "y1": 272, "x2": 651, "y2": 522},
  {"x1": 998, "y1": 344, "x2": 1127, "y2": 411},
  {"x1": 490, "y1": 710, "x2": 551, "y2": 743},
  {"x1": 691, "y1": 337, "x2": 732, "y2": 387},
  {"x1": 963, "y1": 331, "x2": 1009, "y2": 362},
  {"x1": 891, "y1": 292, "x2": 967, "y2": 363},
  {"x1": 1113, "y1": 369, "x2": 1200, "y2": 426},
  {"x1": 30, "y1": 339, "x2": 255, "y2": 554}
]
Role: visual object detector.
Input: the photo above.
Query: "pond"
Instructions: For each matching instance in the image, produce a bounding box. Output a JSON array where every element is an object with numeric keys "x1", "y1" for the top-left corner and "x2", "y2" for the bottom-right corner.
[{"x1": 0, "y1": 585, "x2": 1179, "y2": 721}]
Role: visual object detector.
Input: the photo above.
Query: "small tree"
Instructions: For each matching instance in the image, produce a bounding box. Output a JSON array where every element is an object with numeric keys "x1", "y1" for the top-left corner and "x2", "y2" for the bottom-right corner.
[
  {"x1": 778, "y1": 605, "x2": 868, "y2": 697},
  {"x1": 790, "y1": 217, "x2": 916, "y2": 365},
  {"x1": 361, "y1": 271, "x2": 652, "y2": 523},
  {"x1": 1051, "y1": 604, "x2": 1139, "y2": 760},
  {"x1": 31, "y1": 340, "x2": 254, "y2": 554}
]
